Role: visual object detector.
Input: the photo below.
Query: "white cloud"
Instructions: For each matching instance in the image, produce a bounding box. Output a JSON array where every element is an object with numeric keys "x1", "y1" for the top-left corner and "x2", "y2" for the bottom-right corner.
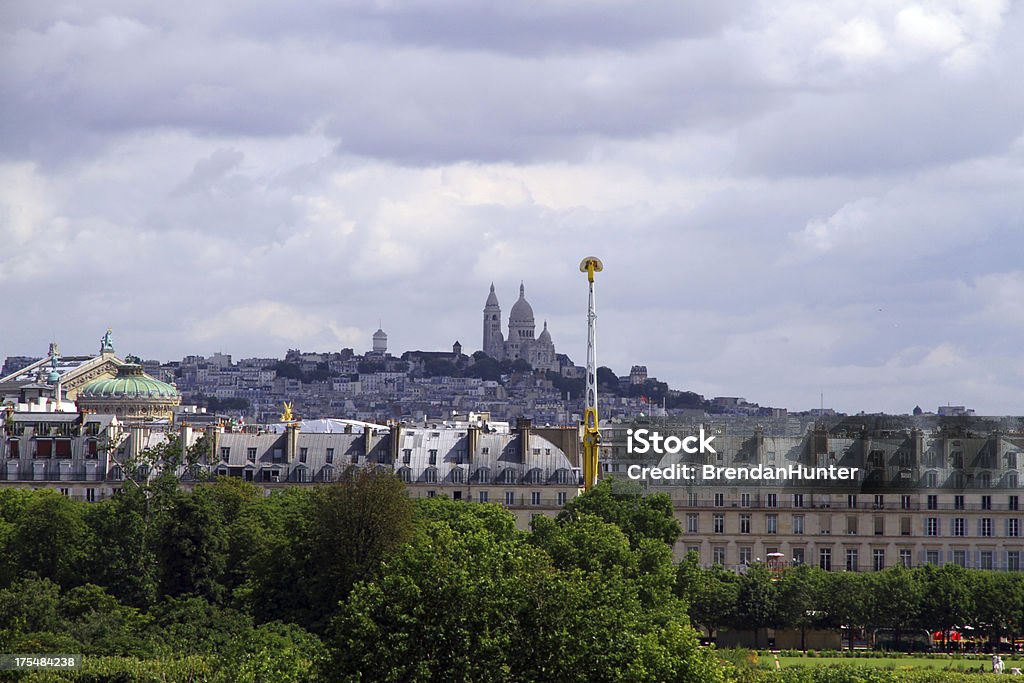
[{"x1": 2, "y1": 0, "x2": 1024, "y2": 414}]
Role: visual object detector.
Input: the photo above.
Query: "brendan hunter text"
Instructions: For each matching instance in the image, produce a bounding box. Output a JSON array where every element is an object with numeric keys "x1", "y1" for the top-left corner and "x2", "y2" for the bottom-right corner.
[{"x1": 626, "y1": 463, "x2": 861, "y2": 482}]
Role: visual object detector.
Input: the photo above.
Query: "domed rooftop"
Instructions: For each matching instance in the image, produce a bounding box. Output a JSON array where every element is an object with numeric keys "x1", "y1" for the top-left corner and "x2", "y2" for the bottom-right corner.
[
  {"x1": 509, "y1": 283, "x2": 534, "y2": 322},
  {"x1": 538, "y1": 321, "x2": 551, "y2": 343},
  {"x1": 80, "y1": 364, "x2": 180, "y2": 400}
]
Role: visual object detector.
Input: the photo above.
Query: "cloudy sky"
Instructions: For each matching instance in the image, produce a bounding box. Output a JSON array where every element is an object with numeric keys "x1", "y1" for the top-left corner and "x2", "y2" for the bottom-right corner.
[{"x1": 3, "y1": 1, "x2": 1024, "y2": 414}]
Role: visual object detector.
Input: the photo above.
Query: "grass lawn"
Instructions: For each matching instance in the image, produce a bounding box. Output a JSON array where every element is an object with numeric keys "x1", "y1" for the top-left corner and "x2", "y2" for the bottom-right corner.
[{"x1": 775, "y1": 655, "x2": 1023, "y2": 672}]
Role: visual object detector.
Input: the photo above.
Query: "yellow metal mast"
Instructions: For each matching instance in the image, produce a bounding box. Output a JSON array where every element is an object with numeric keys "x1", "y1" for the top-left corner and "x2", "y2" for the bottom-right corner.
[{"x1": 580, "y1": 256, "x2": 603, "y2": 490}]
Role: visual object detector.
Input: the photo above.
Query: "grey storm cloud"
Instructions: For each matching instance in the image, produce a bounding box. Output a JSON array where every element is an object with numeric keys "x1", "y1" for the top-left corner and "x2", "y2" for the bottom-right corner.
[{"x1": 2, "y1": 0, "x2": 1024, "y2": 415}]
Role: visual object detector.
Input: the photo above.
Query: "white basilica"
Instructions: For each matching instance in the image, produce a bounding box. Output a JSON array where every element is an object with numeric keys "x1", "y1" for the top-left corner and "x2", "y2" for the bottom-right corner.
[{"x1": 482, "y1": 283, "x2": 557, "y2": 372}]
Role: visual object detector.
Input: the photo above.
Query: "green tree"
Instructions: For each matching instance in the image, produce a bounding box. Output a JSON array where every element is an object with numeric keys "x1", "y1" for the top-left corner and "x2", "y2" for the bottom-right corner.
[
  {"x1": 214, "y1": 622, "x2": 326, "y2": 683},
  {"x1": 153, "y1": 489, "x2": 229, "y2": 602},
  {"x1": 819, "y1": 571, "x2": 868, "y2": 651},
  {"x1": 918, "y1": 563, "x2": 974, "y2": 651},
  {"x1": 734, "y1": 564, "x2": 778, "y2": 648},
  {"x1": 686, "y1": 565, "x2": 740, "y2": 640},
  {"x1": 775, "y1": 564, "x2": 824, "y2": 651},
  {"x1": 8, "y1": 490, "x2": 94, "y2": 587},
  {"x1": 84, "y1": 488, "x2": 158, "y2": 607},
  {"x1": 330, "y1": 499, "x2": 724, "y2": 682},
  {"x1": 60, "y1": 584, "x2": 152, "y2": 656},
  {"x1": 558, "y1": 478, "x2": 680, "y2": 546},
  {"x1": 869, "y1": 565, "x2": 923, "y2": 650}
]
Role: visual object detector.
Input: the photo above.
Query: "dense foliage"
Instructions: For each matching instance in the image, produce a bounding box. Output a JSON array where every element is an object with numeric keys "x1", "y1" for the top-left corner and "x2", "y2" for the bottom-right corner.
[
  {"x1": 0, "y1": 472, "x2": 723, "y2": 682},
  {"x1": 678, "y1": 557, "x2": 1024, "y2": 651}
]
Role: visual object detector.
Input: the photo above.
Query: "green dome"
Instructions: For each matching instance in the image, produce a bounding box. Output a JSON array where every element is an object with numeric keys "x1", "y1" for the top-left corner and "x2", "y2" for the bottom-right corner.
[{"x1": 80, "y1": 364, "x2": 179, "y2": 400}]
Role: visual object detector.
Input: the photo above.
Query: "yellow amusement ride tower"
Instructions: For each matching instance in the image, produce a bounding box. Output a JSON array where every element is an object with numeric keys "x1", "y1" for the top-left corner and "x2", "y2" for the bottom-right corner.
[{"x1": 580, "y1": 256, "x2": 603, "y2": 491}]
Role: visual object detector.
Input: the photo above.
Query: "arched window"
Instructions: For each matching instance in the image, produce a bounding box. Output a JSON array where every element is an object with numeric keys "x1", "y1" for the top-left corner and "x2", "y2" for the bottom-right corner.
[
  {"x1": 925, "y1": 470, "x2": 938, "y2": 488},
  {"x1": 424, "y1": 468, "x2": 438, "y2": 484},
  {"x1": 451, "y1": 468, "x2": 464, "y2": 484},
  {"x1": 398, "y1": 467, "x2": 412, "y2": 483}
]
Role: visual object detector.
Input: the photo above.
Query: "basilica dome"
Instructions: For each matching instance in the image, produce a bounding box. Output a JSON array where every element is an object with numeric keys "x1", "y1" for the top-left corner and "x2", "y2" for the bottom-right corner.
[{"x1": 508, "y1": 283, "x2": 535, "y2": 324}]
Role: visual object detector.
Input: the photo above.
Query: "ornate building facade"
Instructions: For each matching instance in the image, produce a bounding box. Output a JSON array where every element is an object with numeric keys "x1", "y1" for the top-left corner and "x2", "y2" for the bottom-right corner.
[{"x1": 481, "y1": 283, "x2": 557, "y2": 371}]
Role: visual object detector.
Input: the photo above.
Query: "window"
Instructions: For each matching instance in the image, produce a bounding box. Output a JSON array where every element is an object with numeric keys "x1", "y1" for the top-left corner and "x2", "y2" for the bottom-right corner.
[
  {"x1": 713, "y1": 547, "x2": 726, "y2": 565},
  {"x1": 927, "y1": 517, "x2": 939, "y2": 536},
  {"x1": 298, "y1": 448, "x2": 307, "y2": 464},
  {"x1": 981, "y1": 518, "x2": 993, "y2": 537},
  {"x1": 848, "y1": 495, "x2": 858, "y2": 509},
  {"x1": 557, "y1": 492, "x2": 567, "y2": 506},
  {"x1": 925, "y1": 550, "x2": 940, "y2": 565},
  {"x1": 740, "y1": 493, "x2": 751, "y2": 507},
  {"x1": 820, "y1": 516, "x2": 832, "y2": 535},
  {"x1": 532, "y1": 448, "x2": 540, "y2": 456},
  {"x1": 846, "y1": 516, "x2": 858, "y2": 535},
  {"x1": 793, "y1": 515, "x2": 804, "y2": 534},
  {"x1": 793, "y1": 548, "x2": 805, "y2": 565},
  {"x1": 428, "y1": 449, "x2": 438, "y2": 465},
  {"x1": 740, "y1": 514, "x2": 751, "y2": 534},
  {"x1": 793, "y1": 493, "x2": 804, "y2": 508},
  {"x1": 739, "y1": 546, "x2": 752, "y2": 566},
  {"x1": 1008, "y1": 452, "x2": 1019, "y2": 469},
  {"x1": 927, "y1": 495, "x2": 938, "y2": 510},
  {"x1": 873, "y1": 494, "x2": 884, "y2": 509},
  {"x1": 981, "y1": 551, "x2": 994, "y2": 570},
  {"x1": 481, "y1": 447, "x2": 489, "y2": 455},
  {"x1": 531, "y1": 491, "x2": 541, "y2": 505},
  {"x1": 451, "y1": 468, "x2": 464, "y2": 484},
  {"x1": 248, "y1": 447, "x2": 258, "y2": 461},
  {"x1": 1012, "y1": 496, "x2": 1020, "y2": 511},
  {"x1": 424, "y1": 468, "x2": 437, "y2": 484},
  {"x1": 954, "y1": 495, "x2": 964, "y2": 510},
  {"x1": 766, "y1": 493, "x2": 778, "y2": 508},
  {"x1": 768, "y1": 450, "x2": 776, "y2": 461},
  {"x1": 901, "y1": 517, "x2": 912, "y2": 536},
  {"x1": 927, "y1": 471, "x2": 938, "y2": 487},
  {"x1": 325, "y1": 448, "x2": 334, "y2": 464},
  {"x1": 686, "y1": 513, "x2": 699, "y2": 533},
  {"x1": 402, "y1": 448, "x2": 412, "y2": 464},
  {"x1": 59, "y1": 487, "x2": 69, "y2": 496},
  {"x1": 767, "y1": 514, "x2": 778, "y2": 534},
  {"x1": 1010, "y1": 551, "x2": 1021, "y2": 572},
  {"x1": 1011, "y1": 472, "x2": 1020, "y2": 487},
  {"x1": 687, "y1": 546, "x2": 700, "y2": 558},
  {"x1": 713, "y1": 513, "x2": 724, "y2": 533},
  {"x1": 952, "y1": 550, "x2": 967, "y2": 567},
  {"x1": 351, "y1": 449, "x2": 360, "y2": 464},
  {"x1": 504, "y1": 491, "x2": 515, "y2": 506},
  {"x1": 427, "y1": 490, "x2": 436, "y2": 498},
  {"x1": 873, "y1": 549, "x2": 885, "y2": 571},
  {"x1": 819, "y1": 548, "x2": 832, "y2": 571},
  {"x1": 1009, "y1": 519, "x2": 1020, "y2": 537},
  {"x1": 220, "y1": 447, "x2": 230, "y2": 461},
  {"x1": 874, "y1": 516, "x2": 884, "y2": 535},
  {"x1": 687, "y1": 491, "x2": 699, "y2": 507},
  {"x1": 479, "y1": 491, "x2": 489, "y2": 503},
  {"x1": 899, "y1": 549, "x2": 912, "y2": 568},
  {"x1": 86, "y1": 488, "x2": 96, "y2": 503},
  {"x1": 714, "y1": 493, "x2": 724, "y2": 507},
  {"x1": 901, "y1": 495, "x2": 911, "y2": 510},
  {"x1": 954, "y1": 518, "x2": 965, "y2": 537},
  {"x1": 846, "y1": 548, "x2": 858, "y2": 571}
]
